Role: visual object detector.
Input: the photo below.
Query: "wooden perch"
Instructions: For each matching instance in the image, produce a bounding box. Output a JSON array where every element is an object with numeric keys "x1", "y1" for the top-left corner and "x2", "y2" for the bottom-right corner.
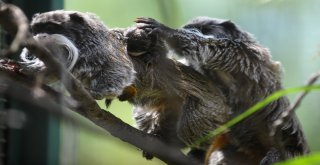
[{"x1": 0, "y1": 2, "x2": 200, "y2": 165}]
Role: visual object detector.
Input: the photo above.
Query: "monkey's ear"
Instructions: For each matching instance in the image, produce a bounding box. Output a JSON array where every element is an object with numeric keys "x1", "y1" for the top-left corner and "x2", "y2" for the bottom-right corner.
[
  {"x1": 220, "y1": 20, "x2": 237, "y2": 30},
  {"x1": 69, "y1": 13, "x2": 85, "y2": 24}
]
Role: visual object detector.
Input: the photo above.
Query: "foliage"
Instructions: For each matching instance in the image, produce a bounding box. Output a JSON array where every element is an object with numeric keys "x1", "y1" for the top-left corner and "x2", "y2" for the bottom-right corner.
[{"x1": 276, "y1": 152, "x2": 320, "y2": 165}]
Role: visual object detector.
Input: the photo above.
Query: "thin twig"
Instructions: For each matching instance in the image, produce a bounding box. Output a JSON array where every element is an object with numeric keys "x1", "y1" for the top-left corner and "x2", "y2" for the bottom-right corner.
[
  {"x1": 289, "y1": 71, "x2": 320, "y2": 111},
  {"x1": 271, "y1": 70, "x2": 320, "y2": 136}
]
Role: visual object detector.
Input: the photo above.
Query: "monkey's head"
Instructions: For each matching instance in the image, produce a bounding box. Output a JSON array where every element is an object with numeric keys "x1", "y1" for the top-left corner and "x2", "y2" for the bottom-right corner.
[
  {"x1": 183, "y1": 17, "x2": 253, "y2": 42},
  {"x1": 21, "y1": 33, "x2": 78, "y2": 72},
  {"x1": 20, "y1": 10, "x2": 136, "y2": 100},
  {"x1": 21, "y1": 10, "x2": 111, "y2": 71}
]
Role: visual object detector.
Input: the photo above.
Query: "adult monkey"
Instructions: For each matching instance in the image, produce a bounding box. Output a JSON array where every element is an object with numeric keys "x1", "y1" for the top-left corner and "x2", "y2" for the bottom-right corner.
[
  {"x1": 20, "y1": 10, "x2": 136, "y2": 103},
  {"x1": 135, "y1": 17, "x2": 309, "y2": 165},
  {"x1": 122, "y1": 26, "x2": 231, "y2": 161},
  {"x1": 20, "y1": 12, "x2": 232, "y2": 164}
]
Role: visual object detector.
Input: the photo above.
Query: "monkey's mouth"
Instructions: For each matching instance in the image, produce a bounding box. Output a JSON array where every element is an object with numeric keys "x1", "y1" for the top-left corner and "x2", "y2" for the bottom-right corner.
[{"x1": 19, "y1": 48, "x2": 46, "y2": 71}]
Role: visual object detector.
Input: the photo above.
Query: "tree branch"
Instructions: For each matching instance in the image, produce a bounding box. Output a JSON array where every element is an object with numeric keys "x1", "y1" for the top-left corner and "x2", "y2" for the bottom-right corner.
[
  {"x1": 0, "y1": 2, "x2": 199, "y2": 164},
  {"x1": 0, "y1": 1, "x2": 29, "y2": 56}
]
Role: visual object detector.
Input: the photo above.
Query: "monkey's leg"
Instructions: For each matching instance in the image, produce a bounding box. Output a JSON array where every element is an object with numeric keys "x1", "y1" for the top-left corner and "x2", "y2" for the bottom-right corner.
[{"x1": 133, "y1": 105, "x2": 184, "y2": 160}]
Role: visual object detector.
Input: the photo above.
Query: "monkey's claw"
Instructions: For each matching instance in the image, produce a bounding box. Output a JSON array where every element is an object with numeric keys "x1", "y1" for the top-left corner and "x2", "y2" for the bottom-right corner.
[{"x1": 135, "y1": 17, "x2": 162, "y2": 30}]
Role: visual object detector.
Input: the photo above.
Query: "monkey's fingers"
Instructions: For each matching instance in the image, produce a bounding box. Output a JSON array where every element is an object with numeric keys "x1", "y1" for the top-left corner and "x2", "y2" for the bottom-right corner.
[
  {"x1": 136, "y1": 24, "x2": 161, "y2": 37},
  {"x1": 134, "y1": 17, "x2": 157, "y2": 24},
  {"x1": 135, "y1": 17, "x2": 163, "y2": 30},
  {"x1": 136, "y1": 23, "x2": 156, "y2": 30}
]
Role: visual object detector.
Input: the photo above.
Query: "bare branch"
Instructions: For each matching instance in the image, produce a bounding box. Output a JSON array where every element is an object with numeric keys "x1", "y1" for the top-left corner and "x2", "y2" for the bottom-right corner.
[
  {"x1": 271, "y1": 70, "x2": 320, "y2": 136},
  {"x1": 289, "y1": 71, "x2": 320, "y2": 111}
]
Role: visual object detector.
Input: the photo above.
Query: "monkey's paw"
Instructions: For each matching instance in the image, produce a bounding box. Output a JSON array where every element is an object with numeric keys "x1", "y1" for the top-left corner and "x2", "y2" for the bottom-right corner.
[
  {"x1": 134, "y1": 17, "x2": 166, "y2": 36},
  {"x1": 118, "y1": 85, "x2": 137, "y2": 101}
]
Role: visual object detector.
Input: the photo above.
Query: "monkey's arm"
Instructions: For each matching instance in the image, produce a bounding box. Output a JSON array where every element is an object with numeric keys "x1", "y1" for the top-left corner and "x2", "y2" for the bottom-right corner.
[
  {"x1": 86, "y1": 65, "x2": 135, "y2": 100},
  {"x1": 135, "y1": 17, "x2": 218, "y2": 56},
  {"x1": 135, "y1": 17, "x2": 272, "y2": 83}
]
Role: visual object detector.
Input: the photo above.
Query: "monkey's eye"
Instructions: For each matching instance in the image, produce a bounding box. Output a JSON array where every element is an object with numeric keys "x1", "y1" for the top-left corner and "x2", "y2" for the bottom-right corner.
[
  {"x1": 216, "y1": 33, "x2": 228, "y2": 39},
  {"x1": 45, "y1": 23, "x2": 61, "y2": 32}
]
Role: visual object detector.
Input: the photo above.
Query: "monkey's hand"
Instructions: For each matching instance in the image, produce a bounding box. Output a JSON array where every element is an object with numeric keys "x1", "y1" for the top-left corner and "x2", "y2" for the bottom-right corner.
[
  {"x1": 135, "y1": 17, "x2": 172, "y2": 38},
  {"x1": 118, "y1": 85, "x2": 137, "y2": 101}
]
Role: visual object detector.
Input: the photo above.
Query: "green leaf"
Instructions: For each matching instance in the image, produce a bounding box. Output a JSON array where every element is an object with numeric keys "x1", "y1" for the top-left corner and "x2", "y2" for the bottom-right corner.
[
  {"x1": 276, "y1": 152, "x2": 320, "y2": 165},
  {"x1": 191, "y1": 84, "x2": 320, "y2": 147}
]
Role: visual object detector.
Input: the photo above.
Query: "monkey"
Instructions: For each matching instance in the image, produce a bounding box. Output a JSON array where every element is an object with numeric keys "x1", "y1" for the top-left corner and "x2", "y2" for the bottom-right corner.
[
  {"x1": 19, "y1": 10, "x2": 136, "y2": 103},
  {"x1": 117, "y1": 25, "x2": 232, "y2": 161},
  {"x1": 17, "y1": 11, "x2": 231, "y2": 163},
  {"x1": 135, "y1": 17, "x2": 310, "y2": 165}
]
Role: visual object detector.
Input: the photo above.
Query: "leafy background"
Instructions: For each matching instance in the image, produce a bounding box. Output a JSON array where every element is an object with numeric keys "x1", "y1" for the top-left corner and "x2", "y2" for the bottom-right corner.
[{"x1": 62, "y1": 0, "x2": 320, "y2": 164}]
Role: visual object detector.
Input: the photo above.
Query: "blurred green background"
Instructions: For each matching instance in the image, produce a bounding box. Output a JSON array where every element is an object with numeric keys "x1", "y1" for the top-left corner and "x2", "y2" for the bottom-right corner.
[{"x1": 62, "y1": 0, "x2": 320, "y2": 165}]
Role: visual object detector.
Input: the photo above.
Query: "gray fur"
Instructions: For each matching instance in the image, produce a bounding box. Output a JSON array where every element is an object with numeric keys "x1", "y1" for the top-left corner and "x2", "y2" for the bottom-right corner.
[
  {"x1": 19, "y1": 10, "x2": 135, "y2": 100},
  {"x1": 120, "y1": 26, "x2": 231, "y2": 160},
  {"x1": 136, "y1": 17, "x2": 309, "y2": 164}
]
